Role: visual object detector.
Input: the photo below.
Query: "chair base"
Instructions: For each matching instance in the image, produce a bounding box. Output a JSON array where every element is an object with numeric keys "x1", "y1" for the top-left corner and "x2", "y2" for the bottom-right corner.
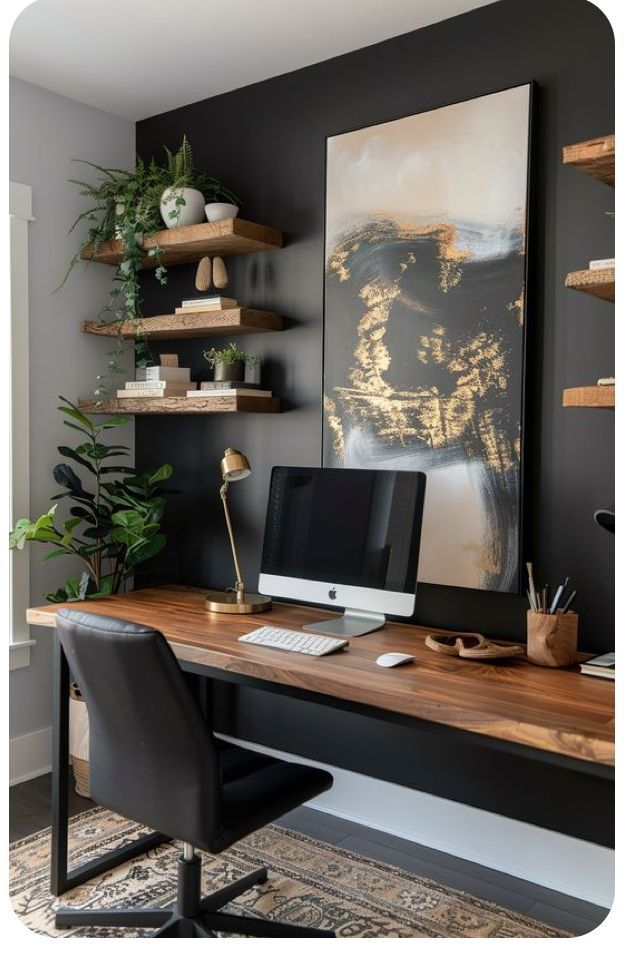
[{"x1": 55, "y1": 857, "x2": 335, "y2": 938}]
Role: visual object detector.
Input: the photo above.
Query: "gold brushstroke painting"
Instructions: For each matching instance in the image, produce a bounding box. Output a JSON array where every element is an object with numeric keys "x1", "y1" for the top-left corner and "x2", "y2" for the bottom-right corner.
[{"x1": 323, "y1": 86, "x2": 531, "y2": 592}]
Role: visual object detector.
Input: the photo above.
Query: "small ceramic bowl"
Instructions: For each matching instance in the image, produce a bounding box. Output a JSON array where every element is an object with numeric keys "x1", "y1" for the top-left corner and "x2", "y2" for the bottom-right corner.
[{"x1": 205, "y1": 203, "x2": 239, "y2": 223}]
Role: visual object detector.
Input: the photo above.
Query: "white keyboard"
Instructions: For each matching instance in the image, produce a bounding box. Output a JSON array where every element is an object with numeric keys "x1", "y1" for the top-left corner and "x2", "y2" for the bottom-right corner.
[{"x1": 238, "y1": 625, "x2": 349, "y2": 656}]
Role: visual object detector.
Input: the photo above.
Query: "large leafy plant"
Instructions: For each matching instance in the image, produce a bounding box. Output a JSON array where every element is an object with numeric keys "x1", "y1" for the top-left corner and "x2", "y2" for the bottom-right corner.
[{"x1": 9, "y1": 399, "x2": 173, "y2": 603}]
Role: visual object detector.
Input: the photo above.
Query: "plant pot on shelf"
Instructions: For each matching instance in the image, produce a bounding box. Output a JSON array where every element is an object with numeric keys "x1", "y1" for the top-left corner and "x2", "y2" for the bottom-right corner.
[
  {"x1": 160, "y1": 187, "x2": 206, "y2": 228},
  {"x1": 244, "y1": 362, "x2": 261, "y2": 384},
  {"x1": 205, "y1": 202, "x2": 239, "y2": 223},
  {"x1": 214, "y1": 361, "x2": 245, "y2": 382}
]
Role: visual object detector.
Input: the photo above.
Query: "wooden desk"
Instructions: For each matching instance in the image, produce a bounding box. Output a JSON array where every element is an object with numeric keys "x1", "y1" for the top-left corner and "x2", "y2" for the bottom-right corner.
[
  {"x1": 28, "y1": 584, "x2": 614, "y2": 895},
  {"x1": 28, "y1": 583, "x2": 614, "y2": 768}
]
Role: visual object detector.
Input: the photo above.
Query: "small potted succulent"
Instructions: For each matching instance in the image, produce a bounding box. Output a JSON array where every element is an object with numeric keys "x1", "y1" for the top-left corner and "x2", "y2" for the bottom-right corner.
[
  {"x1": 244, "y1": 354, "x2": 261, "y2": 384},
  {"x1": 204, "y1": 343, "x2": 251, "y2": 382},
  {"x1": 159, "y1": 136, "x2": 239, "y2": 228}
]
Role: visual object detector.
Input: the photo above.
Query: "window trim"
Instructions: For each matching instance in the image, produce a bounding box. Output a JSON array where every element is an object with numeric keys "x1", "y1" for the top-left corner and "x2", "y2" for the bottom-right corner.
[{"x1": 10, "y1": 181, "x2": 36, "y2": 670}]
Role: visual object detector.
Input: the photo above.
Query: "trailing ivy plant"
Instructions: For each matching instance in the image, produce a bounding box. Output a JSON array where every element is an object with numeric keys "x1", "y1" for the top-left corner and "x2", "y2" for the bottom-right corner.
[{"x1": 9, "y1": 398, "x2": 174, "y2": 602}]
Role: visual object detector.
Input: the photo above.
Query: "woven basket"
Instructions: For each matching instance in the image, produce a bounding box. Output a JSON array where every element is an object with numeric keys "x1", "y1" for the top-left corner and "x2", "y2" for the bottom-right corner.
[
  {"x1": 70, "y1": 755, "x2": 91, "y2": 798},
  {"x1": 70, "y1": 684, "x2": 92, "y2": 799}
]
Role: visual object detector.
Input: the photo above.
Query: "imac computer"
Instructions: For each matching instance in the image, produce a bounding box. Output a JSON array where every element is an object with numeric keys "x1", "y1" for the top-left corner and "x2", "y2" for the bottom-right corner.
[{"x1": 258, "y1": 466, "x2": 426, "y2": 637}]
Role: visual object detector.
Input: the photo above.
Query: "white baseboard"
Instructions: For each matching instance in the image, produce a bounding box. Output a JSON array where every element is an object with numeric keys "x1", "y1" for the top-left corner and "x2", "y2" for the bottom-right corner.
[
  {"x1": 10, "y1": 727, "x2": 52, "y2": 786},
  {"x1": 217, "y1": 733, "x2": 614, "y2": 908}
]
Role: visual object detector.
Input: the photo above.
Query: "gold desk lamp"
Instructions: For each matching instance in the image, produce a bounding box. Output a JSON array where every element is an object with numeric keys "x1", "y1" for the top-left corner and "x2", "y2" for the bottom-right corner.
[{"x1": 205, "y1": 448, "x2": 272, "y2": 614}]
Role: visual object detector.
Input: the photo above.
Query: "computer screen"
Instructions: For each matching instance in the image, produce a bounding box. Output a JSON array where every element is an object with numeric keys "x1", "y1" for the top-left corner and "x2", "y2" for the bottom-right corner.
[{"x1": 260, "y1": 467, "x2": 425, "y2": 597}]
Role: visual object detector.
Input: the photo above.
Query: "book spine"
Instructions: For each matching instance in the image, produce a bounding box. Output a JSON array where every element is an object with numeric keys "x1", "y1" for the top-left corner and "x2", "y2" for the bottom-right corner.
[
  {"x1": 117, "y1": 388, "x2": 190, "y2": 398},
  {"x1": 136, "y1": 367, "x2": 191, "y2": 382},
  {"x1": 175, "y1": 304, "x2": 236, "y2": 315},
  {"x1": 588, "y1": 258, "x2": 615, "y2": 270},
  {"x1": 125, "y1": 381, "x2": 196, "y2": 390},
  {"x1": 186, "y1": 389, "x2": 272, "y2": 397},
  {"x1": 181, "y1": 298, "x2": 224, "y2": 307},
  {"x1": 199, "y1": 381, "x2": 258, "y2": 390}
]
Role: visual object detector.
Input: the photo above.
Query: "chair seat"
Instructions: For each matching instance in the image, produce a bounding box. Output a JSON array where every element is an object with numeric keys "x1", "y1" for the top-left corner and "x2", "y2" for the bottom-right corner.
[{"x1": 211, "y1": 740, "x2": 333, "y2": 852}]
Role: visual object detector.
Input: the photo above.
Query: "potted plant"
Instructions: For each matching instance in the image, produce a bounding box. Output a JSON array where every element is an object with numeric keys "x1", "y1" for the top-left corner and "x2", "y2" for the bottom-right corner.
[
  {"x1": 244, "y1": 354, "x2": 261, "y2": 384},
  {"x1": 9, "y1": 398, "x2": 174, "y2": 602},
  {"x1": 158, "y1": 136, "x2": 240, "y2": 228},
  {"x1": 203, "y1": 343, "x2": 251, "y2": 382}
]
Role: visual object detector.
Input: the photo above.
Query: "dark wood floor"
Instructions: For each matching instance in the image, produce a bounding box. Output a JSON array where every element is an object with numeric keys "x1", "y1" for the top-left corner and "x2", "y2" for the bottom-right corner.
[{"x1": 10, "y1": 771, "x2": 609, "y2": 936}]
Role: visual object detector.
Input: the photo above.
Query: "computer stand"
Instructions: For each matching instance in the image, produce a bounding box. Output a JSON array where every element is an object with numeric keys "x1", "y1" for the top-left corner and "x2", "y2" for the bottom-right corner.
[{"x1": 303, "y1": 608, "x2": 386, "y2": 638}]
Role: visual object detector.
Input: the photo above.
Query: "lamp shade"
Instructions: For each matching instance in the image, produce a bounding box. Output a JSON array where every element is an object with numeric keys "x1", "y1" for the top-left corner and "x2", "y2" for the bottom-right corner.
[{"x1": 220, "y1": 448, "x2": 251, "y2": 482}]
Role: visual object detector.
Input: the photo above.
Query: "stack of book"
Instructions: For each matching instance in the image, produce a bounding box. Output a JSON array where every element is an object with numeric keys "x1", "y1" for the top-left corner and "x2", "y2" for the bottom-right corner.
[
  {"x1": 187, "y1": 382, "x2": 272, "y2": 399},
  {"x1": 176, "y1": 296, "x2": 238, "y2": 314},
  {"x1": 117, "y1": 365, "x2": 194, "y2": 398},
  {"x1": 578, "y1": 652, "x2": 615, "y2": 680}
]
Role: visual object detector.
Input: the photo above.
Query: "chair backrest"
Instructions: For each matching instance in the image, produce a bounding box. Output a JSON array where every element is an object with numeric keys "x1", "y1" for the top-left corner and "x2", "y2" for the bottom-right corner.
[{"x1": 57, "y1": 608, "x2": 221, "y2": 849}]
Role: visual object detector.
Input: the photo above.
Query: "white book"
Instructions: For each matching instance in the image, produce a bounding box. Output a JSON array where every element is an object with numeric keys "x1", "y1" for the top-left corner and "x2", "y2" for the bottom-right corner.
[
  {"x1": 589, "y1": 258, "x2": 615, "y2": 270},
  {"x1": 136, "y1": 366, "x2": 191, "y2": 382},
  {"x1": 186, "y1": 388, "x2": 272, "y2": 398},
  {"x1": 181, "y1": 297, "x2": 237, "y2": 308},
  {"x1": 117, "y1": 388, "x2": 190, "y2": 398},
  {"x1": 597, "y1": 376, "x2": 615, "y2": 386},
  {"x1": 125, "y1": 380, "x2": 196, "y2": 390}
]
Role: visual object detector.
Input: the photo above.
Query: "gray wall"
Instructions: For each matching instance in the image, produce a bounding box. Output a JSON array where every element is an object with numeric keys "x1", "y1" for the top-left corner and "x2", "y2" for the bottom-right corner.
[{"x1": 9, "y1": 78, "x2": 135, "y2": 742}]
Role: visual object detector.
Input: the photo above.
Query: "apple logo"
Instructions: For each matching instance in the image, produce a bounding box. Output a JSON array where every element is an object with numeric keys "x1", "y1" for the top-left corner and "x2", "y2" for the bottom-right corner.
[{"x1": 328, "y1": 587, "x2": 337, "y2": 600}]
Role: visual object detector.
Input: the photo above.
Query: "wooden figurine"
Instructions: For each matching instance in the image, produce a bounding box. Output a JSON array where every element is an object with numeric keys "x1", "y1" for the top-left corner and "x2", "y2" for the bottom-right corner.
[
  {"x1": 212, "y1": 256, "x2": 229, "y2": 290},
  {"x1": 195, "y1": 257, "x2": 212, "y2": 292}
]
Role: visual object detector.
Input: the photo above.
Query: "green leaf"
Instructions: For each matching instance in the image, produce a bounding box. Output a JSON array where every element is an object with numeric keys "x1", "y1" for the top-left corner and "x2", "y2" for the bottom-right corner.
[
  {"x1": 97, "y1": 415, "x2": 130, "y2": 429},
  {"x1": 126, "y1": 533, "x2": 166, "y2": 567},
  {"x1": 41, "y1": 548, "x2": 71, "y2": 562},
  {"x1": 147, "y1": 464, "x2": 173, "y2": 486},
  {"x1": 57, "y1": 446, "x2": 97, "y2": 475},
  {"x1": 57, "y1": 402, "x2": 94, "y2": 429}
]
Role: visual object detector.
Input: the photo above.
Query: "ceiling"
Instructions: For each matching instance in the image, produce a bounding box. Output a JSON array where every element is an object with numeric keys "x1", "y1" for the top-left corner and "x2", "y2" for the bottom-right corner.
[{"x1": 10, "y1": 0, "x2": 493, "y2": 121}]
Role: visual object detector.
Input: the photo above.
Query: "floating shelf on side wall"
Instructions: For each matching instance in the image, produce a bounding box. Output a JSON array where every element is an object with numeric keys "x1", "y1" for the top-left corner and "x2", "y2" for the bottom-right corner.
[
  {"x1": 562, "y1": 134, "x2": 615, "y2": 186},
  {"x1": 78, "y1": 396, "x2": 282, "y2": 415},
  {"x1": 81, "y1": 218, "x2": 283, "y2": 268},
  {"x1": 562, "y1": 386, "x2": 615, "y2": 409},
  {"x1": 83, "y1": 308, "x2": 284, "y2": 340},
  {"x1": 565, "y1": 267, "x2": 614, "y2": 302}
]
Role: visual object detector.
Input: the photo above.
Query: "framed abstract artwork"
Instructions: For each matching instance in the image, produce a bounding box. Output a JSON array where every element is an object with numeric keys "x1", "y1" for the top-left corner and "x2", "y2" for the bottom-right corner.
[{"x1": 322, "y1": 84, "x2": 532, "y2": 593}]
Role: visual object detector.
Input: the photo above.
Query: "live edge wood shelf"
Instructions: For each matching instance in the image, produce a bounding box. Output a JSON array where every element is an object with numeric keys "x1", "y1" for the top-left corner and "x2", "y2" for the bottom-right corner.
[
  {"x1": 563, "y1": 386, "x2": 615, "y2": 409},
  {"x1": 81, "y1": 218, "x2": 283, "y2": 268},
  {"x1": 564, "y1": 267, "x2": 615, "y2": 303},
  {"x1": 83, "y1": 308, "x2": 283, "y2": 341},
  {"x1": 78, "y1": 396, "x2": 281, "y2": 416},
  {"x1": 562, "y1": 134, "x2": 615, "y2": 187}
]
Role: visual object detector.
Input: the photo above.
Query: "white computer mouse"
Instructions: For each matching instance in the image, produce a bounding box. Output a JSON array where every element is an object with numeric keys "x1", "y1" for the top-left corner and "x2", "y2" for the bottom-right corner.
[{"x1": 376, "y1": 652, "x2": 415, "y2": 668}]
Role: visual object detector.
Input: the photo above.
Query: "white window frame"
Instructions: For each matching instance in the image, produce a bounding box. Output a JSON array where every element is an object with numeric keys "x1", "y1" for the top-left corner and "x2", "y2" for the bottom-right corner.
[{"x1": 9, "y1": 181, "x2": 36, "y2": 670}]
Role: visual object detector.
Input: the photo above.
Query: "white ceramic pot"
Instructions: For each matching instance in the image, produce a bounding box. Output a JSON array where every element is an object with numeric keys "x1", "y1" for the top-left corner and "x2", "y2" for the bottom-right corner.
[
  {"x1": 205, "y1": 202, "x2": 239, "y2": 223},
  {"x1": 160, "y1": 187, "x2": 206, "y2": 228}
]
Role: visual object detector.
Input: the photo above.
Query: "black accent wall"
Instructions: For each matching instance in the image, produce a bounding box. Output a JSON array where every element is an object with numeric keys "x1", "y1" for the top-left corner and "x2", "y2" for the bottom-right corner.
[{"x1": 136, "y1": 0, "x2": 614, "y2": 653}]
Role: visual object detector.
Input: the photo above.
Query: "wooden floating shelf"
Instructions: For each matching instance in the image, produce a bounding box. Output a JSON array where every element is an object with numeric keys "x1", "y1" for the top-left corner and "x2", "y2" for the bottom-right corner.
[
  {"x1": 565, "y1": 267, "x2": 614, "y2": 302},
  {"x1": 81, "y1": 218, "x2": 283, "y2": 268},
  {"x1": 78, "y1": 396, "x2": 281, "y2": 415},
  {"x1": 562, "y1": 134, "x2": 615, "y2": 186},
  {"x1": 83, "y1": 308, "x2": 283, "y2": 341},
  {"x1": 563, "y1": 386, "x2": 615, "y2": 409}
]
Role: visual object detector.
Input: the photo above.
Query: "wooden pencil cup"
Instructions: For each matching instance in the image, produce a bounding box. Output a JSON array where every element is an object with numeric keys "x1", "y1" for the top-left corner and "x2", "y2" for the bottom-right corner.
[{"x1": 526, "y1": 611, "x2": 578, "y2": 667}]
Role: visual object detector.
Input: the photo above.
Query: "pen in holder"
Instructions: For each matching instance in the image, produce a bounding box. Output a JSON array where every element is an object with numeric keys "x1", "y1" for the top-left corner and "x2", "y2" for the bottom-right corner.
[{"x1": 526, "y1": 610, "x2": 578, "y2": 667}]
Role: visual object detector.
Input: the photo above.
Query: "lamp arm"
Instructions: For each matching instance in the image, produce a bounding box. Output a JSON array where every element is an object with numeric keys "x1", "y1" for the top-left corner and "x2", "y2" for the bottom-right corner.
[{"x1": 219, "y1": 481, "x2": 244, "y2": 601}]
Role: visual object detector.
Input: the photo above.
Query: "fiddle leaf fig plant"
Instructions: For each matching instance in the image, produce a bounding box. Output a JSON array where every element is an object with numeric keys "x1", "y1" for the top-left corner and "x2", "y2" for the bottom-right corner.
[{"x1": 9, "y1": 398, "x2": 174, "y2": 602}]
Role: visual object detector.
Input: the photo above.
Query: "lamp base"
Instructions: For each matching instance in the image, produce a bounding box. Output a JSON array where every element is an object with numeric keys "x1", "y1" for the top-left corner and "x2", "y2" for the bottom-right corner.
[{"x1": 205, "y1": 590, "x2": 272, "y2": 614}]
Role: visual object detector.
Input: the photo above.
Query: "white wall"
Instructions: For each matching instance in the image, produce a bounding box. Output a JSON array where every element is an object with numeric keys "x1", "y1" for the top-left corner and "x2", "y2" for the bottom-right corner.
[{"x1": 9, "y1": 77, "x2": 135, "y2": 776}]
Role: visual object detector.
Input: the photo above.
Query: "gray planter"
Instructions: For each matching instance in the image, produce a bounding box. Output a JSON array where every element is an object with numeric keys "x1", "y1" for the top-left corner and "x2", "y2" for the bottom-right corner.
[
  {"x1": 244, "y1": 362, "x2": 261, "y2": 385},
  {"x1": 214, "y1": 361, "x2": 244, "y2": 382}
]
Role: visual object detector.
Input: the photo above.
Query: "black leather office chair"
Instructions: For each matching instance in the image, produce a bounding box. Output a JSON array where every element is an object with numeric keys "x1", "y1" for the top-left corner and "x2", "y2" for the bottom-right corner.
[{"x1": 54, "y1": 608, "x2": 335, "y2": 938}]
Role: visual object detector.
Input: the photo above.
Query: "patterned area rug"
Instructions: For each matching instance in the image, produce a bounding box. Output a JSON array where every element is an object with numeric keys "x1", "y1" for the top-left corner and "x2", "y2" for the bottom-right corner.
[{"x1": 10, "y1": 808, "x2": 567, "y2": 938}]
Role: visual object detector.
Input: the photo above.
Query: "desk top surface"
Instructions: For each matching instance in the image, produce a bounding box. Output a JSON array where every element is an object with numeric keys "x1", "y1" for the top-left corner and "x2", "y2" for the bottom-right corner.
[{"x1": 27, "y1": 584, "x2": 614, "y2": 767}]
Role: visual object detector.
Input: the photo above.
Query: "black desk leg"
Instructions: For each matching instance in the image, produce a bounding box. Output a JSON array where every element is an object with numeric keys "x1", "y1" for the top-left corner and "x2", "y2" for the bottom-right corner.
[{"x1": 50, "y1": 632, "x2": 171, "y2": 897}]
